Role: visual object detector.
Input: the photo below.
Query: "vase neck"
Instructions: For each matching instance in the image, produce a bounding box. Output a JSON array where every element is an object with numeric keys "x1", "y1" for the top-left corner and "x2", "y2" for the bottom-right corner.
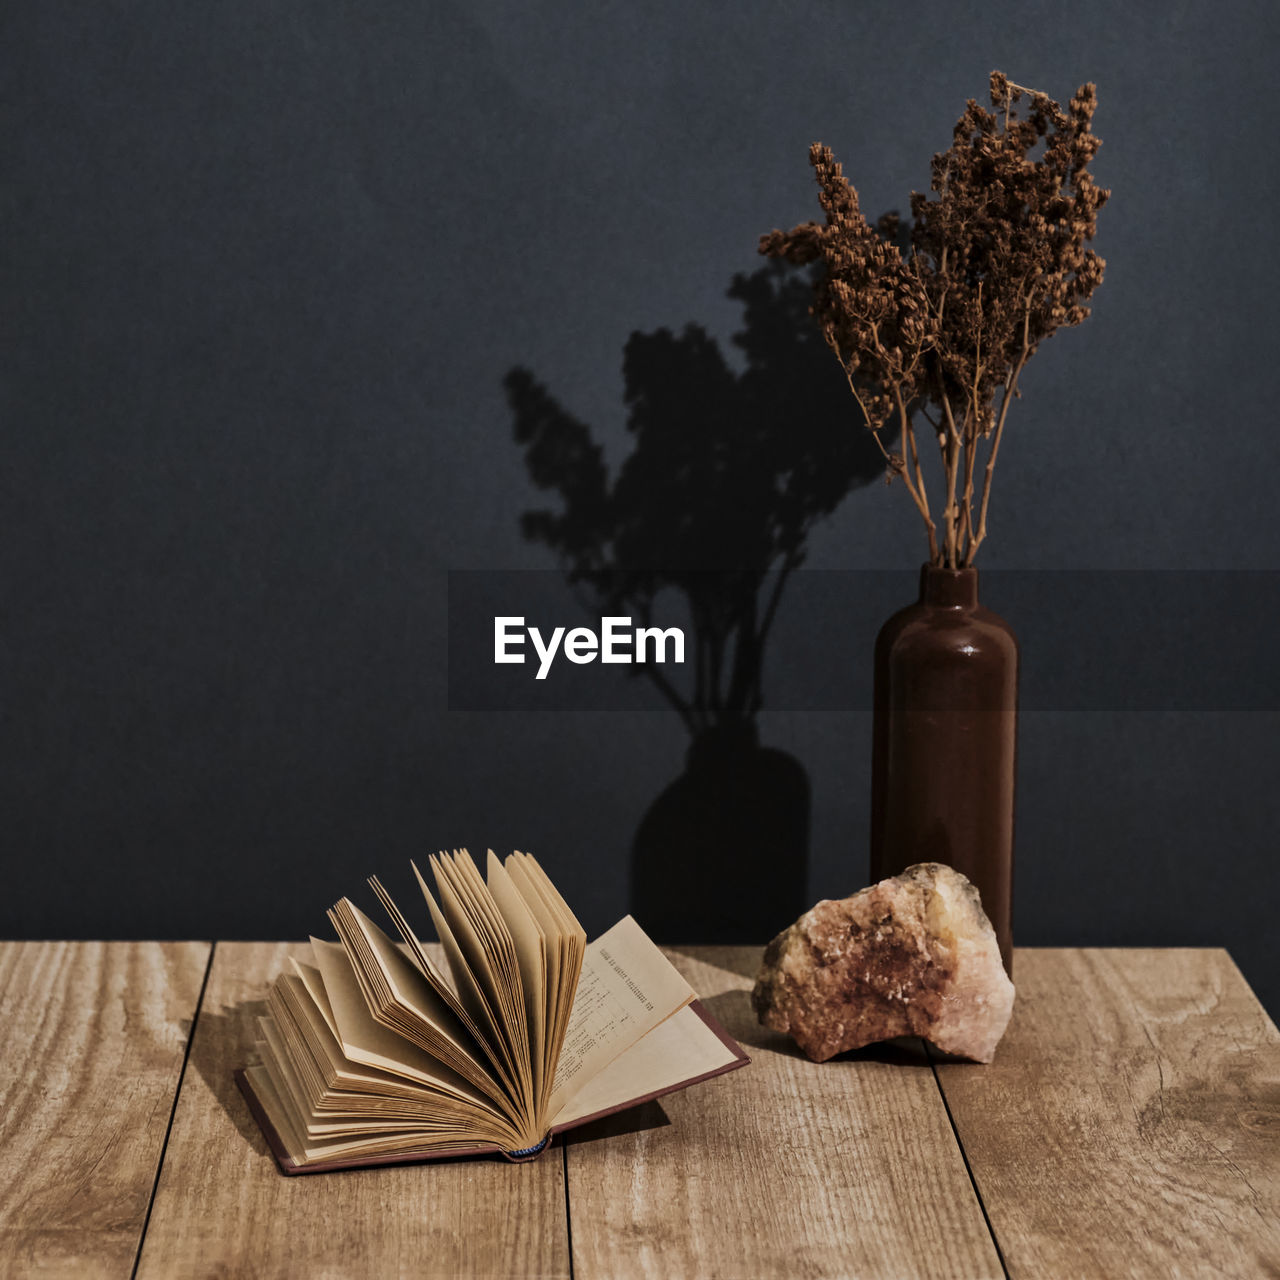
[{"x1": 918, "y1": 564, "x2": 979, "y2": 608}]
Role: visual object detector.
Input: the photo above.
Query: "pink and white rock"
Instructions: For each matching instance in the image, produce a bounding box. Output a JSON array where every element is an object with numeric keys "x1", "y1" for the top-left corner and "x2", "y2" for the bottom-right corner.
[{"x1": 751, "y1": 862, "x2": 1015, "y2": 1063}]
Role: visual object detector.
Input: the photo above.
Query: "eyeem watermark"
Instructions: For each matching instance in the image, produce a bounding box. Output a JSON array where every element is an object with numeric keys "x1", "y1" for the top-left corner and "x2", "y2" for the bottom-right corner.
[{"x1": 494, "y1": 616, "x2": 685, "y2": 680}]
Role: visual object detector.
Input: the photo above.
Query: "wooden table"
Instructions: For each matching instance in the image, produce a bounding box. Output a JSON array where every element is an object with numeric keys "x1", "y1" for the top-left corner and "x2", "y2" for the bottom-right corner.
[{"x1": 1, "y1": 944, "x2": 1276, "y2": 1278}]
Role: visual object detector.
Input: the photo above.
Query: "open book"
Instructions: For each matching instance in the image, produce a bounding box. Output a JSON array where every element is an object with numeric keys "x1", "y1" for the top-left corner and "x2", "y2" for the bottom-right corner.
[{"x1": 236, "y1": 850, "x2": 748, "y2": 1173}]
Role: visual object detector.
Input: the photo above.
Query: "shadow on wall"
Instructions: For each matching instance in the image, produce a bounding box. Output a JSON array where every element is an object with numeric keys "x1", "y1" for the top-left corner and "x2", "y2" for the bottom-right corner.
[{"x1": 505, "y1": 263, "x2": 886, "y2": 943}]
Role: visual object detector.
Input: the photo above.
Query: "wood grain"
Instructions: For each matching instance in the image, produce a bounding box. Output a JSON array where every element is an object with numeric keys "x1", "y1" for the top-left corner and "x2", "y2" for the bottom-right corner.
[
  {"x1": 935, "y1": 948, "x2": 1280, "y2": 1279},
  {"x1": 0, "y1": 941, "x2": 211, "y2": 1280},
  {"x1": 565, "y1": 946, "x2": 1004, "y2": 1280},
  {"x1": 135, "y1": 942, "x2": 570, "y2": 1279}
]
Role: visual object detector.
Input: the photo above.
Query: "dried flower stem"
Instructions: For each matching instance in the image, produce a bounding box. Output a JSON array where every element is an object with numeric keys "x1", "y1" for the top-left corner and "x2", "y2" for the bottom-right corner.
[
  {"x1": 838, "y1": 349, "x2": 938, "y2": 558},
  {"x1": 896, "y1": 390, "x2": 938, "y2": 562},
  {"x1": 967, "y1": 309, "x2": 1031, "y2": 563}
]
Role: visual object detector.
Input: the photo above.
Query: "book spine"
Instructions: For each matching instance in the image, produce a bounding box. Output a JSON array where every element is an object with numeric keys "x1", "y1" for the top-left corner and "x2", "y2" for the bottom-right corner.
[{"x1": 499, "y1": 1133, "x2": 553, "y2": 1163}]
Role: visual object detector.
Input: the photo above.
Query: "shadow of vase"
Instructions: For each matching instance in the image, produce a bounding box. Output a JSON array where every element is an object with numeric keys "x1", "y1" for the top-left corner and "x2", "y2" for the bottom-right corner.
[{"x1": 631, "y1": 720, "x2": 808, "y2": 944}]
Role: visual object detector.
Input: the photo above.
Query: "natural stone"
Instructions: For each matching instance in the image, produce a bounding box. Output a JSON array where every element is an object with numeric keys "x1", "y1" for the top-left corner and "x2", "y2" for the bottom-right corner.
[{"x1": 751, "y1": 862, "x2": 1015, "y2": 1063}]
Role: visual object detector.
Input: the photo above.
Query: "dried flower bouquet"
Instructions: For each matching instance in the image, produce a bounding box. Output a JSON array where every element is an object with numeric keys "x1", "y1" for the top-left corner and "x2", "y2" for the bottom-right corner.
[{"x1": 762, "y1": 72, "x2": 1108, "y2": 567}]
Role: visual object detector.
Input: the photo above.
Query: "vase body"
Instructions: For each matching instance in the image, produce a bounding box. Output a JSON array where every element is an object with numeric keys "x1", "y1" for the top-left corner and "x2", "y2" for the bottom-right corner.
[
  {"x1": 632, "y1": 721, "x2": 809, "y2": 944},
  {"x1": 870, "y1": 565, "x2": 1018, "y2": 972}
]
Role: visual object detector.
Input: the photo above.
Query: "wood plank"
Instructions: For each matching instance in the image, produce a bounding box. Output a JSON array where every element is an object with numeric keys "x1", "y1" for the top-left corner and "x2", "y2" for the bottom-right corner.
[
  {"x1": 566, "y1": 946, "x2": 1004, "y2": 1280},
  {"x1": 0, "y1": 940, "x2": 211, "y2": 1280},
  {"x1": 135, "y1": 942, "x2": 570, "y2": 1279},
  {"x1": 935, "y1": 948, "x2": 1280, "y2": 1279}
]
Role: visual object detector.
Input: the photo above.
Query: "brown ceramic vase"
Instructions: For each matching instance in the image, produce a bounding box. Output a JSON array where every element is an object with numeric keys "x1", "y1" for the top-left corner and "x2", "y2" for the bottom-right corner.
[{"x1": 869, "y1": 565, "x2": 1018, "y2": 973}]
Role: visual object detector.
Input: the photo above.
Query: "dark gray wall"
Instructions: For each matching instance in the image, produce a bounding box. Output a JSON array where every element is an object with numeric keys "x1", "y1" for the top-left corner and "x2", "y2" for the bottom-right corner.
[{"x1": 6, "y1": 4, "x2": 1278, "y2": 1007}]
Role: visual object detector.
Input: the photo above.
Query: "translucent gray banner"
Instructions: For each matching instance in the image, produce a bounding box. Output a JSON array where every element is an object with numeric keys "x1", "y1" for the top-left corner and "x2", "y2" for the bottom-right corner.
[{"x1": 447, "y1": 570, "x2": 1280, "y2": 712}]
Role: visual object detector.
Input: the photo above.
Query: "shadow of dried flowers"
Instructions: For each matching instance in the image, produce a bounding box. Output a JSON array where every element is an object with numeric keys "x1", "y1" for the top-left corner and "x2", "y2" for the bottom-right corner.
[{"x1": 505, "y1": 262, "x2": 886, "y2": 942}]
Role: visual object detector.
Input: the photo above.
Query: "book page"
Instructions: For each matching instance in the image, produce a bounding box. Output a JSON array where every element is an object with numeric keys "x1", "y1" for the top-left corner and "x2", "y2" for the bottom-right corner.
[
  {"x1": 368, "y1": 874, "x2": 469, "y2": 1016},
  {"x1": 504, "y1": 855, "x2": 562, "y2": 1053},
  {"x1": 515, "y1": 851, "x2": 584, "y2": 935},
  {"x1": 342, "y1": 900, "x2": 476, "y2": 1047},
  {"x1": 292, "y1": 958, "x2": 340, "y2": 1040},
  {"x1": 426, "y1": 857, "x2": 520, "y2": 1044},
  {"x1": 418, "y1": 869, "x2": 522, "y2": 1097},
  {"x1": 445, "y1": 851, "x2": 530, "y2": 1069},
  {"x1": 486, "y1": 851, "x2": 547, "y2": 1103},
  {"x1": 547, "y1": 915, "x2": 694, "y2": 1114},
  {"x1": 331, "y1": 899, "x2": 511, "y2": 1104},
  {"x1": 552, "y1": 1003, "x2": 742, "y2": 1127},
  {"x1": 311, "y1": 938, "x2": 491, "y2": 1105},
  {"x1": 506, "y1": 851, "x2": 586, "y2": 1118}
]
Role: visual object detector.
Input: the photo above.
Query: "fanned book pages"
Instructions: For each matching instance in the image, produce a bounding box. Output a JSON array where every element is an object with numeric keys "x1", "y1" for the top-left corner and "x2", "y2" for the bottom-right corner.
[{"x1": 236, "y1": 850, "x2": 749, "y2": 1174}]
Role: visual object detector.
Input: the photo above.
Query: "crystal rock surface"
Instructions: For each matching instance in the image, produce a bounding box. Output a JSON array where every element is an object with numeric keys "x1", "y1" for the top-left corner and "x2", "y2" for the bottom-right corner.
[{"x1": 751, "y1": 862, "x2": 1015, "y2": 1063}]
